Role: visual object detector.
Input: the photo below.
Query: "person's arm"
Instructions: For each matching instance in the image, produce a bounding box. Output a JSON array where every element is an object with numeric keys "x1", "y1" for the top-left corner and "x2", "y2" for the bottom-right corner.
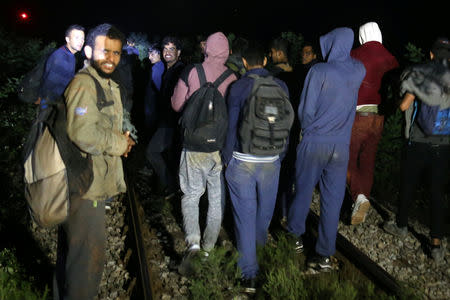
[
  {"x1": 298, "y1": 68, "x2": 320, "y2": 128},
  {"x1": 222, "y1": 82, "x2": 246, "y2": 165},
  {"x1": 400, "y1": 92, "x2": 415, "y2": 111},
  {"x1": 65, "y1": 75, "x2": 128, "y2": 156},
  {"x1": 152, "y1": 61, "x2": 164, "y2": 91},
  {"x1": 171, "y1": 78, "x2": 189, "y2": 112},
  {"x1": 39, "y1": 50, "x2": 74, "y2": 102}
]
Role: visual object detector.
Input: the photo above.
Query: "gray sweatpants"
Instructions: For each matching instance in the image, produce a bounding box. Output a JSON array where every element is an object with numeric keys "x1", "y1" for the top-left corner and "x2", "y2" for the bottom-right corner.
[{"x1": 179, "y1": 149, "x2": 225, "y2": 251}]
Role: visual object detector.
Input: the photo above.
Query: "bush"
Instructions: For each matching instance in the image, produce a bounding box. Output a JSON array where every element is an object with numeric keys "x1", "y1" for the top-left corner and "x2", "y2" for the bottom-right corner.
[
  {"x1": 188, "y1": 246, "x2": 241, "y2": 299},
  {"x1": 0, "y1": 28, "x2": 54, "y2": 232},
  {"x1": 280, "y1": 31, "x2": 304, "y2": 67},
  {"x1": 373, "y1": 109, "x2": 404, "y2": 198},
  {"x1": 0, "y1": 28, "x2": 56, "y2": 101},
  {"x1": 0, "y1": 248, "x2": 49, "y2": 300},
  {"x1": 403, "y1": 43, "x2": 425, "y2": 64}
]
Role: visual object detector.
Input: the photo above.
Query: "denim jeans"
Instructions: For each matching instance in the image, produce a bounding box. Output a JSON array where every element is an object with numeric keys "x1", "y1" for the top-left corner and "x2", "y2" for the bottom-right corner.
[{"x1": 225, "y1": 157, "x2": 281, "y2": 279}]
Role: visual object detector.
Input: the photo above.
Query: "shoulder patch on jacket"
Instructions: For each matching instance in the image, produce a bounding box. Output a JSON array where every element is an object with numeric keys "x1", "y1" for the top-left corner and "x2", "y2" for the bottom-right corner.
[{"x1": 75, "y1": 106, "x2": 88, "y2": 116}]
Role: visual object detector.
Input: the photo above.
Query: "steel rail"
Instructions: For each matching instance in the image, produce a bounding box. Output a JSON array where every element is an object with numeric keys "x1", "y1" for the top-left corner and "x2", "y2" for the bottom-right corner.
[
  {"x1": 124, "y1": 172, "x2": 154, "y2": 300},
  {"x1": 307, "y1": 211, "x2": 402, "y2": 296}
]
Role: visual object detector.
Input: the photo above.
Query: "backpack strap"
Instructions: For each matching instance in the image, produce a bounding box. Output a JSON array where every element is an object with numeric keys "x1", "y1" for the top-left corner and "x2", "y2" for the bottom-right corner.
[
  {"x1": 213, "y1": 68, "x2": 234, "y2": 88},
  {"x1": 195, "y1": 64, "x2": 207, "y2": 86},
  {"x1": 247, "y1": 73, "x2": 263, "y2": 95},
  {"x1": 180, "y1": 64, "x2": 196, "y2": 86},
  {"x1": 408, "y1": 100, "x2": 419, "y2": 145},
  {"x1": 78, "y1": 72, "x2": 114, "y2": 111}
]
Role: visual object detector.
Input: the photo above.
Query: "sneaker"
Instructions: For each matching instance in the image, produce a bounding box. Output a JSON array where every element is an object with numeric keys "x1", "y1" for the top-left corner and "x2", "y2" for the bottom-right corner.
[
  {"x1": 431, "y1": 245, "x2": 445, "y2": 265},
  {"x1": 200, "y1": 250, "x2": 209, "y2": 259},
  {"x1": 383, "y1": 220, "x2": 408, "y2": 239},
  {"x1": 178, "y1": 244, "x2": 200, "y2": 276},
  {"x1": 351, "y1": 194, "x2": 370, "y2": 225},
  {"x1": 163, "y1": 187, "x2": 178, "y2": 200},
  {"x1": 294, "y1": 236, "x2": 304, "y2": 253},
  {"x1": 307, "y1": 254, "x2": 332, "y2": 272},
  {"x1": 240, "y1": 277, "x2": 256, "y2": 294},
  {"x1": 105, "y1": 198, "x2": 113, "y2": 211}
]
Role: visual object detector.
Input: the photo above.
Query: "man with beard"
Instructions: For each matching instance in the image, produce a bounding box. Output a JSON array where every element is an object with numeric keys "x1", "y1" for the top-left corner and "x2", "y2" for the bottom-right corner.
[
  {"x1": 54, "y1": 23, "x2": 135, "y2": 300},
  {"x1": 37, "y1": 24, "x2": 85, "y2": 108},
  {"x1": 145, "y1": 36, "x2": 185, "y2": 198}
]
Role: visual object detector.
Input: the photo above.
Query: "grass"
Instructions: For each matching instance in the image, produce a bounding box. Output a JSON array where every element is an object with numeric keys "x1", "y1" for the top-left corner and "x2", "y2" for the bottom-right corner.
[{"x1": 185, "y1": 231, "x2": 421, "y2": 299}]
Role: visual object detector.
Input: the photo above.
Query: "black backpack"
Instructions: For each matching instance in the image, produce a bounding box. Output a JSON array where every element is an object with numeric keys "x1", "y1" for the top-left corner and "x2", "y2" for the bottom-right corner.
[
  {"x1": 239, "y1": 74, "x2": 294, "y2": 156},
  {"x1": 179, "y1": 64, "x2": 233, "y2": 152},
  {"x1": 17, "y1": 48, "x2": 56, "y2": 104}
]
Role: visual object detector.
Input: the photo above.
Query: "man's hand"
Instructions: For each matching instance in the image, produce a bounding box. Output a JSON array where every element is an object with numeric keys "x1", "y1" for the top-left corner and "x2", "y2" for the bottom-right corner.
[
  {"x1": 122, "y1": 131, "x2": 136, "y2": 157},
  {"x1": 399, "y1": 92, "x2": 415, "y2": 112}
]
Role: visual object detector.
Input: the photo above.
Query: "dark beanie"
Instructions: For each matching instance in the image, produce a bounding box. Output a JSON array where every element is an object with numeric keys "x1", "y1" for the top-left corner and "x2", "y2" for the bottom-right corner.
[{"x1": 431, "y1": 37, "x2": 450, "y2": 60}]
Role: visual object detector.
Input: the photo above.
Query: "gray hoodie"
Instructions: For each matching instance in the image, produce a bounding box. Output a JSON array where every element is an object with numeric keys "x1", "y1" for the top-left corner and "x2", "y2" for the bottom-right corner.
[{"x1": 401, "y1": 61, "x2": 450, "y2": 140}]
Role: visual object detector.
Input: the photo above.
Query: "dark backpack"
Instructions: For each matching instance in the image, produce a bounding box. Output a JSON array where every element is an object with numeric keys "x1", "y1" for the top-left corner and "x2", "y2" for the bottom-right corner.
[
  {"x1": 23, "y1": 72, "x2": 119, "y2": 228},
  {"x1": 180, "y1": 64, "x2": 233, "y2": 152},
  {"x1": 239, "y1": 74, "x2": 294, "y2": 156},
  {"x1": 17, "y1": 48, "x2": 56, "y2": 104}
]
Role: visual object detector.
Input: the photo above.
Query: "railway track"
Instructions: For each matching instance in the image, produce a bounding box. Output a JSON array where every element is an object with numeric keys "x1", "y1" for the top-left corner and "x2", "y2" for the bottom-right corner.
[
  {"x1": 306, "y1": 211, "x2": 401, "y2": 296},
  {"x1": 124, "y1": 175, "x2": 154, "y2": 300},
  {"x1": 122, "y1": 173, "x2": 410, "y2": 299}
]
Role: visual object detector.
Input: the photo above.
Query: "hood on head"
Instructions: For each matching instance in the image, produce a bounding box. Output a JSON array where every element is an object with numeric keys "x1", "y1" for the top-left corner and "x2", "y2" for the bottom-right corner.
[
  {"x1": 359, "y1": 22, "x2": 382, "y2": 45},
  {"x1": 320, "y1": 27, "x2": 354, "y2": 62},
  {"x1": 204, "y1": 32, "x2": 229, "y2": 64}
]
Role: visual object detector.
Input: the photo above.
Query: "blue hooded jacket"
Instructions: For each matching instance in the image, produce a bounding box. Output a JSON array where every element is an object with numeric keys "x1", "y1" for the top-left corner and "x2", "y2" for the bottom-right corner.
[{"x1": 298, "y1": 27, "x2": 365, "y2": 144}]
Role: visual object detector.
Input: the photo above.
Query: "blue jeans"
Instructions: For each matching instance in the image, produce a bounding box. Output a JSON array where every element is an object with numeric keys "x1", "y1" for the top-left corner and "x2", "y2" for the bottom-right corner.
[
  {"x1": 225, "y1": 157, "x2": 281, "y2": 279},
  {"x1": 287, "y1": 142, "x2": 349, "y2": 257}
]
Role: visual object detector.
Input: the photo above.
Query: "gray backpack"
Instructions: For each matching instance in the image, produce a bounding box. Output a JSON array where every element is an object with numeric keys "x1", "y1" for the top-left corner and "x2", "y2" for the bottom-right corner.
[
  {"x1": 239, "y1": 74, "x2": 294, "y2": 156},
  {"x1": 22, "y1": 72, "x2": 117, "y2": 228}
]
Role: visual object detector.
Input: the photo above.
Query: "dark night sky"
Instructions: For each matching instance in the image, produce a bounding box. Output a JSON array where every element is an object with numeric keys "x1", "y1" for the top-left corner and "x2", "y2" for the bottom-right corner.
[{"x1": 1, "y1": 0, "x2": 449, "y2": 58}]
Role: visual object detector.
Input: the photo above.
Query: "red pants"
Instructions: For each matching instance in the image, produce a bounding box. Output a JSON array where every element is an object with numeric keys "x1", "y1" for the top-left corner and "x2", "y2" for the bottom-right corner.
[{"x1": 347, "y1": 113, "x2": 384, "y2": 201}]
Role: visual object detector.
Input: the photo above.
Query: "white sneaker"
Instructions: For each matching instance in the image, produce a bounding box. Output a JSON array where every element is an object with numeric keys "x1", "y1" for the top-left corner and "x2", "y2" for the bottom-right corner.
[
  {"x1": 351, "y1": 194, "x2": 370, "y2": 225},
  {"x1": 189, "y1": 244, "x2": 200, "y2": 251}
]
